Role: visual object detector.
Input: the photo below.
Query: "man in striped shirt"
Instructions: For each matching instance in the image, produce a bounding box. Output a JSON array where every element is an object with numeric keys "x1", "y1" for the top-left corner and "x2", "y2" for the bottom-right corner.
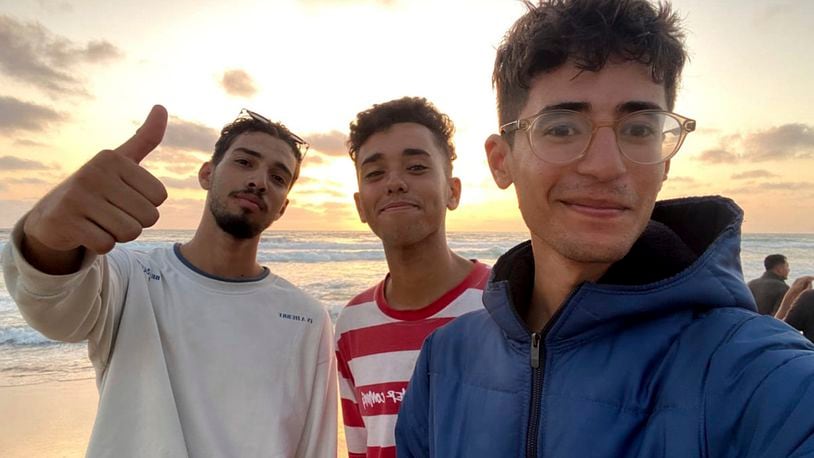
[{"x1": 335, "y1": 97, "x2": 490, "y2": 458}]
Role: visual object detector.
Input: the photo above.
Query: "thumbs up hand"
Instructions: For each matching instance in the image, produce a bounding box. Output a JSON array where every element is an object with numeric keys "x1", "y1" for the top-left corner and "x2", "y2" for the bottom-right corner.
[{"x1": 23, "y1": 105, "x2": 170, "y2": 257}]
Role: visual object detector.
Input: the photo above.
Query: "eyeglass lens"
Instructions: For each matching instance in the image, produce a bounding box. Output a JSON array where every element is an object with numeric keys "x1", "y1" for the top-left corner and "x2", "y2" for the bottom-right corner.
[{"x1": 529, "y1": 111, "x2": 683, "y2": 164}]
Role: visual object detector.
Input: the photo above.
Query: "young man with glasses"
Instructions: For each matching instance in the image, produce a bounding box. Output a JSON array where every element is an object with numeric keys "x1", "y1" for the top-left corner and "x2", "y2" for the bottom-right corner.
[
  {"x1": 2, "y1": 106, "x2": 337, "y2": 457},
  {"x1": 335, "y1": 97, "x2": 490, "y2": 458},
  {"x1": 396, "y1": 1, "x2": 814, "y2": 456}
]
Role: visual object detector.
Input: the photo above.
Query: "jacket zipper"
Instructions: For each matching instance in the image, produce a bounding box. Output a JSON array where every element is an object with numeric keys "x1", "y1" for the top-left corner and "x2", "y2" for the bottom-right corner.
[
  {"x1": 525, "y1": 290, "x2": 576, "y2": 458},
  {"x1": 526, "y1": 331, "x2": 543, "y2": 458}
]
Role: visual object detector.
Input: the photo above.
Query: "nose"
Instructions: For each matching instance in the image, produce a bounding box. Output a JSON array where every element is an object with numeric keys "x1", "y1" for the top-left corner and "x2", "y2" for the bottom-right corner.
[
  {"x1": 246, "y1": 172, "x2": 268, "y2": 192},
  {"x1": 574, "y1": 125, "x2": 627, "y2": 182},
  {"x1": 385, "y1": 171, "x2": 408, "y2": 194}
]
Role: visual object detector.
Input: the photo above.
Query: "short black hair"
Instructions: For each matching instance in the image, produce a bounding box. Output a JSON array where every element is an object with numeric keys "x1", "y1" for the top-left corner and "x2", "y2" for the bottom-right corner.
[
  {"x1": 348, "y1": 96, "x2": 456, "y2": 168},
  {"x1": 212, "y1": 115, "x2": 306, "y2": 183},
  {"x1": 764, "y1": 254, "x2": 787, "y2": 271},
  {"x1": 493, "y1": 0, "x2": 687, "y2": 126}
]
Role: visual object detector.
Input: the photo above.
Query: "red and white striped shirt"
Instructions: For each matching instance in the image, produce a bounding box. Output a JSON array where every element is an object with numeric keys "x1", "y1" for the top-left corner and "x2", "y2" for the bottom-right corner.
[{"x1": 335, "y1": 261, "x2": 490, "y2": 458}]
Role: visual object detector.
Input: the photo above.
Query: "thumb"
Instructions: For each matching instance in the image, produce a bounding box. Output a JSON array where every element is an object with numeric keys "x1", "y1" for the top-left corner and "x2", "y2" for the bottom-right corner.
[{"x1": 115, "y1": 105, "x2": 168, "y2": 164}]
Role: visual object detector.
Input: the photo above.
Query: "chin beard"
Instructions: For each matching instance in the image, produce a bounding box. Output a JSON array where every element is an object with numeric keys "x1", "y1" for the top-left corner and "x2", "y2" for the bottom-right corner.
[
  {"x1": 214, "y1": 212, "x2": 263, "y2": 239},
  {"x1": 210, "y1": 199, "x2": 265, "y2": 240}
]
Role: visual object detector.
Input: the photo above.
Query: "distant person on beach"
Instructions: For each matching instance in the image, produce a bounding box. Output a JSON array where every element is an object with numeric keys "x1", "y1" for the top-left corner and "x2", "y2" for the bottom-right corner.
[
  {"x1": 1, "y1": 107, "x2": 337, "y2": 457},
  {"x1": 335, "y1": 97, "x2": 490, "y2": 457},
  {"x1": 748, "y1": 253, "x2": 790, "y2": 315},
  {"x1": 395, "y1": 0, "x2": 814, "y2": 456}
]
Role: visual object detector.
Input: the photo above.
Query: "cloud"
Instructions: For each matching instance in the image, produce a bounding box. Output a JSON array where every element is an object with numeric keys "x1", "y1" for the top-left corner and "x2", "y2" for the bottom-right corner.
[
  {"x1": 307, "y1": 130, "x2": 347, "y2": 156},
  {"x1": 695, "y1": 148, "x2": 739, "y2": 164},
  {"x1": 663, "y1": 175, "x2": 700, "y2": 190},
  {"x1": 303, "y1": 154, "x2": 324, "y2": 164},
  {"x1": 0, "y1": 199, "x2": 36, "y2": 228},
  {"x1": 164, "y1": 163, "x2": 202, "y2": 175},
  {"x1": 220, "y1": 69, "x2": 257, "y2": 97},
  {"x1": 695, "y1": 127, "x2": 723, "y2": 136},
  {"x1": 753, "y1": 2, "x2": 807, "y2": 28},
  {"x1": 0, "y1": 155, "x2": 52, "y2": 170},
  {"x1": 724, "y1": 181, "x2": 814, "y2": 195},
  {"x1": 0, "y1": 15, "x2": 122, "y2": 96},
  {"x1": 731, "y1": 170, "x2": 778, "y2": 180},
  {"x1": 158, "y1": 176, "x2": 202, "y2": 190},
  {"x1": 0, "y1": 96, "x2": 65, "y2": 133},
  {"x1": 13, "y1": 138, "x2": 48, "y2": 147},
  {"x1": 36, "y1": 0, "x2": 74, "y2": 14},
  {"x1": 162, "y1": 117, "x2": 219, "y2": 152},
  {"x1": 698, "y1": 124, "x2": 814, "y2": 164},
  {"x1": 4, "y1": 177, "x2": 50, "y2": 185},
  {"x1": 740, "y1": 124, "x2": 814, "y2": 161},
  {"x1": 667, "y1": 176, "x2": 696, "y2": 183},
  {"x1": 142, "y1": 148, "x2": 208, "y2": 175}
]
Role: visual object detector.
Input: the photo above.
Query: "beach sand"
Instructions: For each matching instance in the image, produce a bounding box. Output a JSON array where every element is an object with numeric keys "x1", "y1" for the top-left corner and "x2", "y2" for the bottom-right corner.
[{"x1": 0, "y1": 378, "x2": 349, "y2": 457}]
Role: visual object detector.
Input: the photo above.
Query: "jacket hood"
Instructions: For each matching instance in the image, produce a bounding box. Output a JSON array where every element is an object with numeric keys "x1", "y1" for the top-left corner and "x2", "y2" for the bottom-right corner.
[{"x1": 484, "y1": 196, "x2": 757, "y2": 342}]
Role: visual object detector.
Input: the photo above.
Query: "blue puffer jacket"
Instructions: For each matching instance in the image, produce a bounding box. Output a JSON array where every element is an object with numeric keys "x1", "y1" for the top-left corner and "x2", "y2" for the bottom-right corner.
[{"x1": 396, "y1": 196, "x2": 814, "y2": 457}]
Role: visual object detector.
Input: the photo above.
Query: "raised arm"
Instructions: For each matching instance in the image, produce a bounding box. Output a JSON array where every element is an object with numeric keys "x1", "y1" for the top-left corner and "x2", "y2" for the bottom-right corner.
[
  {"x1": 774, "y1": 276, "x2": 814, "y2": 321},
  {"x1": 1, "y1": 106, "x2": 169, "y2": 367},
  {"x1": 21, "y1": 105, "x2": 168, "y2": 274}
]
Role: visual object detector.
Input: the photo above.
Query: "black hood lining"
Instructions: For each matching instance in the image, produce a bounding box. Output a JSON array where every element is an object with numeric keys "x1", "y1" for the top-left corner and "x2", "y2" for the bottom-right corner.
[{"x1": 491, "y1": 196, "x2": 741, "y2": 317}]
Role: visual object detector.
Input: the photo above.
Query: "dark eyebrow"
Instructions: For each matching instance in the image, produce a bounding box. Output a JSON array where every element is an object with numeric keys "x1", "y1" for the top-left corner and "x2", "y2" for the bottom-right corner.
[
  {"x1": 360, "y1": 152, "x2": 383, "y2": 167},
  {"x1": 403, "y1": 148, "x2": 431, "y2": 158},
  {"x1": 360, "y1": 148, "x2": 431, "y2": 167},
  {"x1": 539, "y1": 102, "x2": 590, "y2": 114},
  {"x1": 533, "y1": 101, "x2": 664, "y2": 117},
  {"x1": 617, "y1": 101, "x2": 664, "y2": 113},
  {"x1": 233, "y1": 147, "x2": 293, "y2": 178},
  {"x1": 233, "y1": 147, "x2": 262, "y2": 158}
]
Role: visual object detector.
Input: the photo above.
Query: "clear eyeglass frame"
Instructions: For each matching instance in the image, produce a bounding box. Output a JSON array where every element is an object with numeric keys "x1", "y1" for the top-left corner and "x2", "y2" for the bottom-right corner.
[{"x1": 500, "y1": 109, "x2": 696, "y2": 165}]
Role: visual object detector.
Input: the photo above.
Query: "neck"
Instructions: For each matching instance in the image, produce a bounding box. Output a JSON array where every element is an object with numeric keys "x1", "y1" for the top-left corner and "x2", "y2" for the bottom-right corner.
[
  {"x1": 382, "y1": 230, "x2": 473, "y2": 311},
  {"x1": 527, "y1": 238, "x2": 611, "y2": 331},
  {"x1": 180, "y1": 212, "x2": 264, "y2": 279}
]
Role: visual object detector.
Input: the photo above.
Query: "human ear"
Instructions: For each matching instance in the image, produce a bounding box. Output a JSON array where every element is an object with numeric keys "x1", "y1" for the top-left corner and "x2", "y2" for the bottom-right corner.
[
  {"x1": 485, "y1": 134, "x2": 514, "y2": 189},
  {"x1": 353, "y1": 192, "x2": 367, "y2": 223},
  {"x1": 446, "y1": 177, "x2": 462, "y2": 210},
  {"x1": 198, "y1": 162, "x2": 213, "y2": 190}
]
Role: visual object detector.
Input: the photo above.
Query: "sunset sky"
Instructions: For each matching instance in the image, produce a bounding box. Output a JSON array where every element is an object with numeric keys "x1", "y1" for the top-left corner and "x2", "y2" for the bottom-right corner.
[{"x1": 1, "y1": 0, "x2": 812, "y2": 233}]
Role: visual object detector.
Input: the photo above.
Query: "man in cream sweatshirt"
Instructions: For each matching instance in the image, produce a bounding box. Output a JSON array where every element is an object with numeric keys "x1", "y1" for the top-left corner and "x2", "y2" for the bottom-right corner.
[{"x1": 2, "y1": 106, "x2": 337, "y2": 457}]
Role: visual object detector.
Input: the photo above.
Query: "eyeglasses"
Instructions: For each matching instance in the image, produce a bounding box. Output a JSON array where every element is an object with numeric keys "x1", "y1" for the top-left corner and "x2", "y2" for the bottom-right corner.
[
  {"x1": 500, "y1": 109, "x2": 696, "y2": 165},
  {"x1": 238, "y1": 108, "x2": 310, "y2": 160}
]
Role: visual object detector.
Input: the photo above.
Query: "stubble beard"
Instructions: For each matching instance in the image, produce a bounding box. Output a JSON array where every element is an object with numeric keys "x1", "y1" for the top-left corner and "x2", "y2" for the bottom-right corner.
[{"x1": 209, "y1": 195, "x2": 267, "y2": 240}]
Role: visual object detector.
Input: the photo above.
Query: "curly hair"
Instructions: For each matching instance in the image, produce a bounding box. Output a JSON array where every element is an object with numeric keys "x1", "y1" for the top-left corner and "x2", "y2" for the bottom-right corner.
[
  {"x1": 493, "y1": 0, "x2": 687, "y2": 125},
  {"x1": 348, "y1": 96, "x2": 456, "y2": 168}
]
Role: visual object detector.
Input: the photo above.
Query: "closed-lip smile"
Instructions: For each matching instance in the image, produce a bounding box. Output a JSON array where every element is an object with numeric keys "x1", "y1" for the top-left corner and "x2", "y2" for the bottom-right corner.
[
  {"x1": 379, "y1": 200, "x2": 420, "y2": 214},
  {"x1": 560, "y1": 198, "x2": 630, "y2": 217}
]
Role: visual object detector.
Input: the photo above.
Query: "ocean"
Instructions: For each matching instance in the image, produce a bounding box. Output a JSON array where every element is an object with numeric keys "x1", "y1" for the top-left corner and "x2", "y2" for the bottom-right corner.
[{"x1": 1, "y1": 229, "x2": 813, "y2": 387}]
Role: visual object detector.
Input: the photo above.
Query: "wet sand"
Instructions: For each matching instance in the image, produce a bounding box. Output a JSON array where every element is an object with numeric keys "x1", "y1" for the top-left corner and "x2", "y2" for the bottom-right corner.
[{"x1": 0, "y1": 378, "x2": 348, "y2": 457}]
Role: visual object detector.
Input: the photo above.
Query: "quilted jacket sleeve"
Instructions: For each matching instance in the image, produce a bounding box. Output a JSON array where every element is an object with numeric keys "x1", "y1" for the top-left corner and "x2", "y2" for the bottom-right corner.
[{"x1": 704, "y1": 314, "x2": 814, "y2": 457}]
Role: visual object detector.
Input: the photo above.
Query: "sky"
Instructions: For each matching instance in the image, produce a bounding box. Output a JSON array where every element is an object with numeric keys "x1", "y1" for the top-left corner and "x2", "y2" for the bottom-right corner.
[{"x1": 0, "y1": 0, "x2": 812, "y2": 233}]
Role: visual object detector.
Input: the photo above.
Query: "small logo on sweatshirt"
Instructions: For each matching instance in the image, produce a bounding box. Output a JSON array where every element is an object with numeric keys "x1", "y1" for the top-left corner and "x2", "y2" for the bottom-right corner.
[
  {"x1": 138, "y1": 264, "x2": 161, "y2": 281},
  {"x1": 279, "y1": 312, "x2": 313, "y2": 324}
]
